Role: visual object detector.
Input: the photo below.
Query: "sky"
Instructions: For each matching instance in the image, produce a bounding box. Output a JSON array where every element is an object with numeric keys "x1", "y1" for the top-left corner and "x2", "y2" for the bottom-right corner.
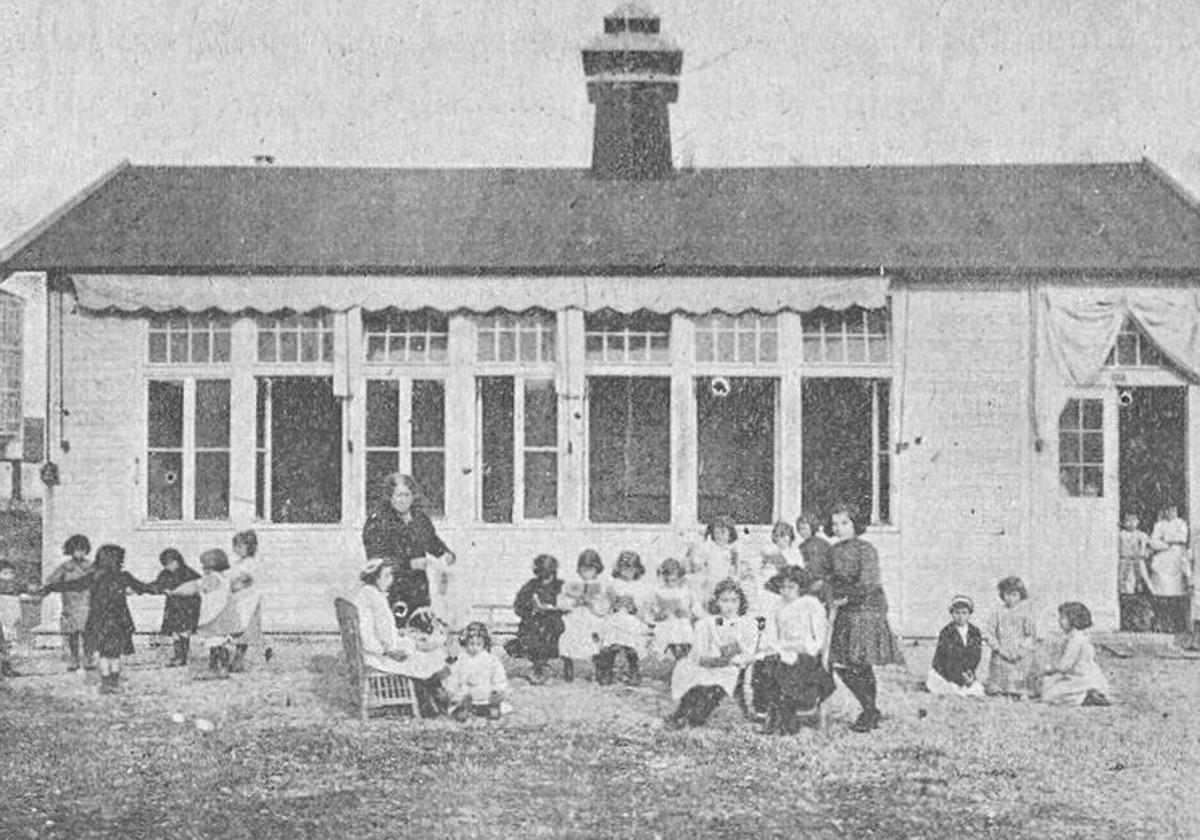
[{"x1": 1, "y1": 0, "x2": 1200, "y2": 249}]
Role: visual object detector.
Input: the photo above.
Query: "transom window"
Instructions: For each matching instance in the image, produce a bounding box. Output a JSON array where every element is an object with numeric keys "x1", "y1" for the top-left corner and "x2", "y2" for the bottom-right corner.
[
  {"x1": 365, "y1": 311, "x2": 449, "y2": 364},
  {"x1": 148, "y1": 315, "x2": 232, "y2": 364},
  {"x1": 257, "y1": 315, "x2": 334, "y2": 364},
  {"x1": 1105, "y1": 319, "x2": 1167, "y2": 368},
  {"x1": 801, "y1": 307, "x2": 889, "y2": 365},
  {"x1": 694, "y1": 314, "x2": 778, "y2": 364},
  {"x1": 1059, "y1": 398, "x2": 1104, "y2": 497},
  {"x1": 585, "y1": 311, "x2": 670, "y2": 364},
  {"x1": 477, "y1": 313, "x2": 556, "y2": 363}
]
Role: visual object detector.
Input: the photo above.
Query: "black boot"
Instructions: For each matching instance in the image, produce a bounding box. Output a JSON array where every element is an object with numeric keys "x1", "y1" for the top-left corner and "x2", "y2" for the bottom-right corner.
[
  {"x1": 687, "y1": 686, "x2": 726, "y2": 727},
  {"x1": 229, "y1": 644, "x2": 248, "y2": 673},
  {"x1": 759, "y1": 704, "x2": 780, "y2": 736},
  {"x1": 562, "y1": 658, "x2": 574, "y2": 683},
  {"x1": 67, "y1": 633, "x2": 81, "y2": 671},
  {"x1": 594, "y1": 649, "x2": 615, "y2": 686},
  {"x1": 178, "y1": 636, "x2": 190, "y2": 666},
  {"x1": 623, "y1": 651, "x2": 641, "y2": 686},
  {"x1": 167, "y1": 637, "x2": 186, "y2": 667}
]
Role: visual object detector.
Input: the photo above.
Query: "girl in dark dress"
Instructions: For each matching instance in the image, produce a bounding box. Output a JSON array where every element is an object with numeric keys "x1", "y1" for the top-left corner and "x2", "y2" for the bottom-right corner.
[
  {"x1": 925, "y1": 595, "x2": 985, "y2": 697},
  {"x1": 153, "y1": 548, "x2": 201, "y2": 667},
  {"x1": 506, "y1": 555, "x2": 565, "y2": 684},
  {"x1": 42, "y1": 544, "x2": 157, "y2": 694},
  {"x1": 826, "y1": 503, "x2": 904, "y2": 732},
  {"x1": 361, "y1": 473, "x2": 456, "y2": 627}
]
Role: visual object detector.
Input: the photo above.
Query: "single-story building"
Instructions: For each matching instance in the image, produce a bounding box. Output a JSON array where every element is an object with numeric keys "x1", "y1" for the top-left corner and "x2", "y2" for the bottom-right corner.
[{"x1": 3, "y1": 5, "x2": 1199, "y2": 634}]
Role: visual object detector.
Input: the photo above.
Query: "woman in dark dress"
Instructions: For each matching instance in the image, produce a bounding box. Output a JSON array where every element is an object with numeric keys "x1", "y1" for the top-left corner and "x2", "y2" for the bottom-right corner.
[
  {"x1": 361, "y1": 473, "x2": 456, "y2": 627},
  {"x1": 826, "y1": 503, "x2": 904, "y2": 733},
  {"x1": 42, "y1": 544, "x2": 157, "y2": 694}
]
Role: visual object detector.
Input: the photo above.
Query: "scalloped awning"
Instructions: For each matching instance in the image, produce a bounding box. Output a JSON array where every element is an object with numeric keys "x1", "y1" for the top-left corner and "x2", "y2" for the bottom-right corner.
[{"x1": 70, "y1": 274, "x2": 889, "y2": 314}]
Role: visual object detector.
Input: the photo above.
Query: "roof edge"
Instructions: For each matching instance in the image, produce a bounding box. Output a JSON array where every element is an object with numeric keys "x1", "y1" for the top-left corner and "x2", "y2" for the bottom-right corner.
[
  {"x1": 0, "y1": 160, "x2": 132, "y2": 276},
  {"x1": 1139, "y1": 157, "x2": 1200, "y2": 223}
]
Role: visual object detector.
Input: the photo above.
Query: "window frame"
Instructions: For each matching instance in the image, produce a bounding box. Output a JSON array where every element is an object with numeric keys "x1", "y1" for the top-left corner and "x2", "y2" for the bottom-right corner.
[
  {"x1": 364, "y1": 375, "x2": 449, "y2": 519},
  {"x1": 1058, "y1": 396, "x2": 1105, "y2": 499}
]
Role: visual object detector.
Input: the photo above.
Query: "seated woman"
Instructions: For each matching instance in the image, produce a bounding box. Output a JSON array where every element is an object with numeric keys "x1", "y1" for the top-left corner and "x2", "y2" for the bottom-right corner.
[
  {"x1": 353, "y1": 558, "x2": 450, "y2": 716},
  {"x1": 756, "y1": 566, "x2": 836, "y2": 735}
]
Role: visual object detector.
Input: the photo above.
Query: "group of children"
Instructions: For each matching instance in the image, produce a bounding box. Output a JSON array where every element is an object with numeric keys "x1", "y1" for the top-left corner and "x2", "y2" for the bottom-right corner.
[
  {"x1": 924, "y1": 578, "x2": 1111, "y2": 706},
  {"x1": 1117, "y1": 504, "x2": 1195, "y2": 634},
  {"x1": 7, "y1": 531, "x2": 267, "y2": 692}
]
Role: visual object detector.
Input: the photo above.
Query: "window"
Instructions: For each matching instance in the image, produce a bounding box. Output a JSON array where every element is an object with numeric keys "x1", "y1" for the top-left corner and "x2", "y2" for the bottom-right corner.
[
  {"x1": 148, "y1": 315, "x2": 232, "y2": 364},
  {"x1": 585, "y1": 311, "x2": 670, "y2": 364},
  {"x1": 697, "y1": 377, "x2": 777, "y2": 524},
  {"x1": 0, "y1": 296, "x2": 20, "y2": 437},
  {"x1": 694, "y1": 314, "x2": 778, "y2": 364},
  {"x1": 477, "y1": 377, "x2": 558, "y2": 522},
  {"x1": 801, "y1": 307, "x2": 890, "y2": 365},
  {"x1": 366, "y1": 379, "x2": 446, "y2": 516},
  {"x1": 476, "y1": 313, "x2": 555, "y2": 363},
  {"x1": 256, "y1": 377, "x2": 342, "y2": 523},
  {"x1": 1105, "y1": 319, "x2": 1167, "y2": 368},
  {"x1": 147, "y1": 379, "x2": 230, "y2": 521},
  {"x1": 801, "y1": 379, "x2": 890, "y2": 525},
  {"x1": 588, "y1": 376, "x2": 671, "y2": 523},
  {"x1": 365, "y1": 311, "x2": 448, "y2": 364},
  {"x1": 257, "y1": 315, "x2": 334, "y2": 363},
  {"x1": 1059, "y1": 398, "x2": 1104, "y2": 497}
]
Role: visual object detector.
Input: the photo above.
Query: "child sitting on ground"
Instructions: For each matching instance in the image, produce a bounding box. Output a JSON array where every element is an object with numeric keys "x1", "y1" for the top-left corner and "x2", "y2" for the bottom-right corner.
[
  {"x1": 925, "y1": 595, "x2": 985, "y2": 698},
  {"x1": 983, "y1": 576, "x2": 1038, "y2": 698},
  {"x1": 153, "y1": 548, "x2": 201, "y2": 667},
  {"x1": 446, "y1": 621, "x2": 510, "y2": 721},
  {"x1": 665, "y1": 579, "x2": 758, "y2": 729},
  {"x1": 45, "y1": 534, "x2": 93, "y2": 672},
  {"x1": 557, "y1": 549, "x2": 607, "y2": 681},
  {"x1": 649, "y1": 558, "x2": 695, "y2": 661},
  {"x1": 1039, "y1": 601, "x2": 1111, "y2": 706},
  {"x1": 597, "y1": 550, "x2": 650, "y2": 686},
  {"x1": 506, "y1": 554, "x2": 565, "y2": 685}
]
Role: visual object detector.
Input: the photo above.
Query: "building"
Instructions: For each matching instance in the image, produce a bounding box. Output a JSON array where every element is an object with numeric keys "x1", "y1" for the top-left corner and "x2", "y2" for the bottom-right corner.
[{"x1": 2, "y1": 5, "x2": 1199, "y2": 633}]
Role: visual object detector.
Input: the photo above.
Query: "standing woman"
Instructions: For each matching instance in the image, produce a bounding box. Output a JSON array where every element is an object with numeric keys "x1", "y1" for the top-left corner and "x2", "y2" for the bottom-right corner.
[
  {"x1": 362, "y1": 474, "x2": 456, "y2": 627},
  {"x1": 826, "y1": 502, "x2": 904, "y2": 733}
]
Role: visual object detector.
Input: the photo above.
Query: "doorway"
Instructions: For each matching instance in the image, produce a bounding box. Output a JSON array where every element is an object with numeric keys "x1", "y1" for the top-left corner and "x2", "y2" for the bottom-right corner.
[{"x1": 1118, "y1": 386, "x2": 1187, "y2": 631}]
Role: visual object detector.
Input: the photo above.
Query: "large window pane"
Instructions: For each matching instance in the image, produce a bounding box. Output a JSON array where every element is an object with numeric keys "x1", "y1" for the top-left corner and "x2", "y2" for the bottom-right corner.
[
  {"x1": 148, "y1": 381, "x2": 184, "y2": 448},
  {"x1": 366, "y1": 380, "x2": 400, "y2": 448},
  {"x1": 479, "y1": 377, "x2": 514, "y2": 523},
  {"x1": 588, "y1": 377, "x2": 671, "y2": 523},
  {"x1": 525, "y1": 451, "x2": 558, "y2": 519},
  {"x1": 802, "y1": 378, "x2": 890, "y2": 526},
  {"x1": 195, "y1": 380, "x2": 230, "y2": 448},
  {"x1": 195, "y1": 452, "x2": 229, "y2": 520},
  {"x1": 257, "y1": 377, "x2": 342, "y2": 523},
  {"x1": 366, "y1": 451, "x2": 400, "y2": 511},
  {"x1": 412, "y1": 451, "x2": 446, "y2": 519},
  {"x1": 412, "y1": 380, "x2": 446, "y2": 448},
  {"x1": 148, "y1": 451, "x2": 183, "y2": 521},
  {"x1": 524, "y1": 379, "x2": 557, "y2": 448},
  {"x1": 697, "y1": 377, "x2": 776, "y2": 524}
]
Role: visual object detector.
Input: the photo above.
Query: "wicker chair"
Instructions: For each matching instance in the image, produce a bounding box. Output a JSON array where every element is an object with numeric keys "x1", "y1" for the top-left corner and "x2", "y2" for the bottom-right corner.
[{"x1": 333, "y1": 597, "x2": 419, "y2": 720}]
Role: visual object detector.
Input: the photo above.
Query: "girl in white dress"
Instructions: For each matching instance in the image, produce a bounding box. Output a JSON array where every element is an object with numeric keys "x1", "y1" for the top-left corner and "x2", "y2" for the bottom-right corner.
[
  {"x1": 597, "y1": 551, "x2": 651, "y2": 686},
  {"x1": 665, "y1": 579, "x2": 759, "y2": 729},
  {"x1": 557, "y1": 549, "x2": 608, "y2": 682},
  {"x1": 686, "y1": 516, "x2": 739, "y2": 608},
  {"x1": 649, "y1": 558, "x2": 696, "y2": 660},
  {"x1": 446, "y1": 622, "x2": 510, "y2": 721},
  {"x1": 1147, "y1": 504, "x2": 1191, "y2": 633},
  {"x1": 1038, "y1": 601, "x2": 1110, "y2": 706}
]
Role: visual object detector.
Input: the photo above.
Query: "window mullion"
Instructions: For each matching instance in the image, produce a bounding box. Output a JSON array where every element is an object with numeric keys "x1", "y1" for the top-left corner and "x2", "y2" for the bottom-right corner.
[
  {"x1": 514, "y1": 375, "x2": 526, "y2": 521},
  {"x1": 182, "y1": 379, "x2": 196, "y2": 521}
]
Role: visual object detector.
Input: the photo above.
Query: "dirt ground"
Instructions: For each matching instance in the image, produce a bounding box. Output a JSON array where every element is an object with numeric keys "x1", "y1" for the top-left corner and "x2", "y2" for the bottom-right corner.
[{"x1": 1, "y1": 631, "x2": 1198, "y2": 840}]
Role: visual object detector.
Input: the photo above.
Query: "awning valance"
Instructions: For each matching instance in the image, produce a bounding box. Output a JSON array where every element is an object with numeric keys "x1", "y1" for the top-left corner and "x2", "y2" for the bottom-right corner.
[{"x1": 70, "y1": 274, "x2": 890, "y2": 315}]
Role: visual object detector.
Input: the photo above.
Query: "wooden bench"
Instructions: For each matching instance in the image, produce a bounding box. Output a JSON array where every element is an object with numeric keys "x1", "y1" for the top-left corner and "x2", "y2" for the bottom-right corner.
[{"x1": 333, "y1": 597, "x2": 419, "y2": 720}]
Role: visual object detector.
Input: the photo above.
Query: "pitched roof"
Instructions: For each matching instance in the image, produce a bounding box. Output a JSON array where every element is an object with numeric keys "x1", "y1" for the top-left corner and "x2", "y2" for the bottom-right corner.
[{"x1": 4, "y1": 159, "x2": 1200, "y2": 275}]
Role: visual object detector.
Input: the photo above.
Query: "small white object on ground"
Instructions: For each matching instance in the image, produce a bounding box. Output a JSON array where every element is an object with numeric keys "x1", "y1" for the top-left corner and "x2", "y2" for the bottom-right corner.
[
  {"x1": 194, "y1": 718, "x2": 215, "y2": 733},
  {"x1": 170, "y1": 712, "x2": 186, "y2": 724}
]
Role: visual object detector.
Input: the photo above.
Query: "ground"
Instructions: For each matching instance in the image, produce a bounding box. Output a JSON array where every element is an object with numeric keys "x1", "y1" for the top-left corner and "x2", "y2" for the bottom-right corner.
[{"x1": 1, "y1": 632, "x2": 1198, "y2": 840}]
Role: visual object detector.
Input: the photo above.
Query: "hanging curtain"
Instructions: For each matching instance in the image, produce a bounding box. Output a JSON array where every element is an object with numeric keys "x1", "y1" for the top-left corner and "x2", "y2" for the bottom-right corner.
[{"x1": 1042, "y1": 286, "x2": 1200, "y2": 384}]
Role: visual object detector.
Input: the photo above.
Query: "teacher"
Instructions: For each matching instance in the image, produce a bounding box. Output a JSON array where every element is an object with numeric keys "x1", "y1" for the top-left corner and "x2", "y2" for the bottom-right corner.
[{"x1": 361, "y1": 473, "x2": 456, "y2": 626}]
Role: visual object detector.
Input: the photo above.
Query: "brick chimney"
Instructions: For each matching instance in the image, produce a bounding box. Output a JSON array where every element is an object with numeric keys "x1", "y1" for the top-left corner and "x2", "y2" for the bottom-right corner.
[{"x1": 582, "y1": 3, "x2": 682, "y2": 180}]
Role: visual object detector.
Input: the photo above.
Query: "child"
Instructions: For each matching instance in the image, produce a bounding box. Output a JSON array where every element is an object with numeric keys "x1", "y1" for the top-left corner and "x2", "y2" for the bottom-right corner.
[
  {"x1": 665, "y1": 579, "x2": 758, "y2": 729},
  {"x1": 41, "y1": 544, "x2": 156, "y2": 694},
  {"x1": 686, "y1": 515, "x2": 738, "y2": 605},
  {"x1": 1039, "y1": 602, "x2": 1110, "y2": 706},
  {"x1": 228, "y1": 530, "x2": 266, "y2": 671},
  {"x1": 597, "y1": 550, "x2": 650, "y2": 686},
  {"x1": 762, "y1": 520, "x2": 802, "y2": 569},
  {"x1": 167, "y1": 548, "x2": 241, "y2": 679},
  {"x1": 649, "y1": 557, "x2": 695, "y2": 661},
  {"x1": 982, "y1": 576, "x2": 1038, "y2": 698},
  {"x1": 557, "y1": 549, "x2": 608, "y2": 681},
  {"x1": 1147, "y1": 504, "x2": 1191, "y2": 633},
  {"x1": 45, "y1": 534, "x2": 93, "y2": 671},
  {"x1": 796, "y1": 512, "x2": 831, "y2": 581},
  {"x1": 506, "y1": 554, "x2": 565, "y2": 685},
  {"x1": 153, "y1": 549, "x2": 201, "y2": 667},
  {"x1": 925, "y1": 595, "x2": 985, "y2": 698},
  {"x1": 757, "y1": 566, "x2": 836, "y2": 734},
  {"x1": 1117, "y1": 513, "x2": 1153, "y2": 632},
  {"x1": 446, "y1": 621, "x2": 510, "y2": 721}
]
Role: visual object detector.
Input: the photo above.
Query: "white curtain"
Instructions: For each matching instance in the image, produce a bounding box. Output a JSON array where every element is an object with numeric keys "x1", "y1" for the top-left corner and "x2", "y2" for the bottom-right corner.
[{"x1": 1043, "y1": 286, "x2": 1200, "y2": 384}]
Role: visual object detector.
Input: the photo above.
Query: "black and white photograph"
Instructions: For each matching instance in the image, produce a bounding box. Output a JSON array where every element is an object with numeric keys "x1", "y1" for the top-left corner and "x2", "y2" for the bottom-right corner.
[{"x1": 1, "y1": 1, "x2": 1199, "y2": 837}]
